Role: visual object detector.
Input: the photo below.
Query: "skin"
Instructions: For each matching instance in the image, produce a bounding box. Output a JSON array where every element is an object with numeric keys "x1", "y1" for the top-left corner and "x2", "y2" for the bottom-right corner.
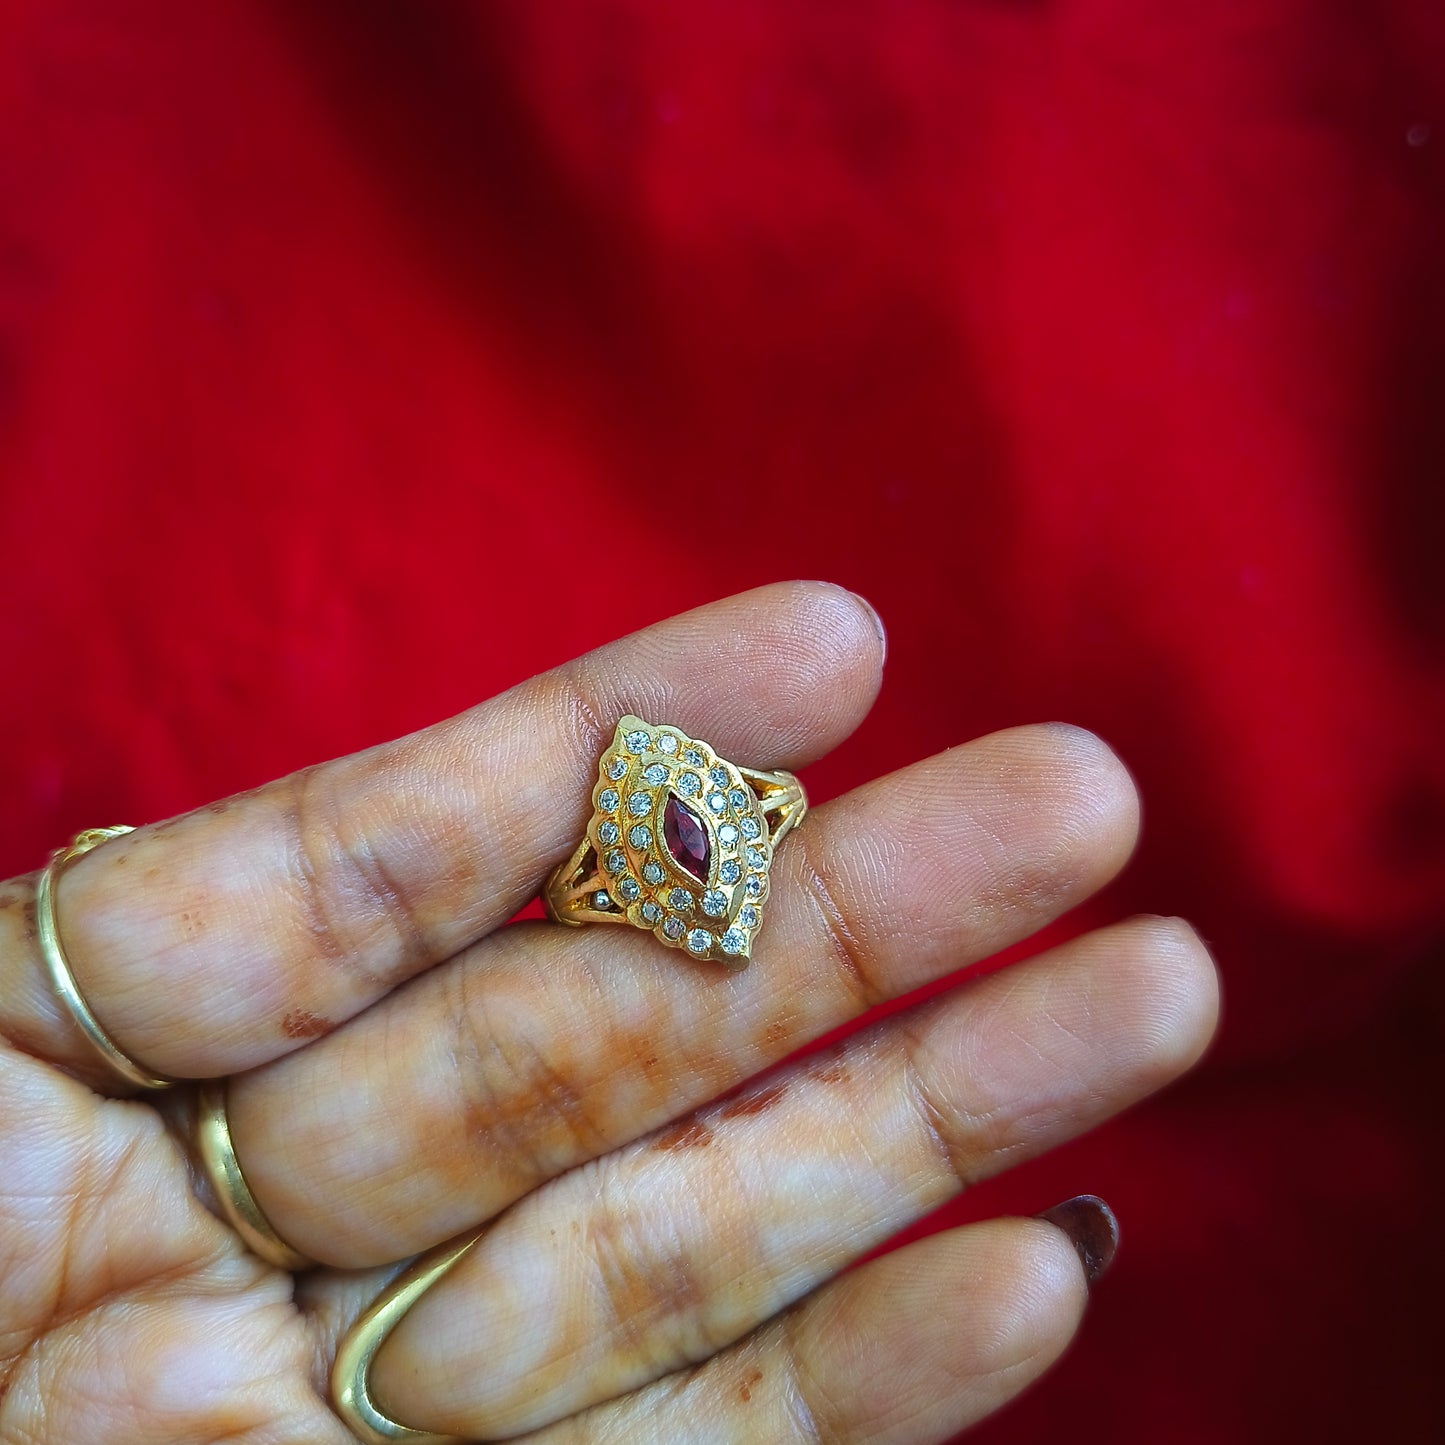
[{"x1": 0, "y1": 582, "x2": 1219, "y2": 1444}]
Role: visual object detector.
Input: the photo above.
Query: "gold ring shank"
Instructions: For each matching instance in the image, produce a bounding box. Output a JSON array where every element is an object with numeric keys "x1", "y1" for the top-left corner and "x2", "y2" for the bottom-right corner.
[
  {"x1": 331, "y1": 1232, "x2": 485, "y2": 1444},
  {"x1": 195, "y1": 1083, "x2": 315, "y2": 1272},
  {"x1": 35, "y1": 826, "x2": 176, "y2": 1091}
]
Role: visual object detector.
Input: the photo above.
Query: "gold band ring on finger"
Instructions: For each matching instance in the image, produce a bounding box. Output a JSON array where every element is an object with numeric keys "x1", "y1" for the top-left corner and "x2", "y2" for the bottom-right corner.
[
  {"x1": 35, "y1": 826, "x2": 178, "y2": 1091},
  {"x1": 332, "y1": 1231, "x2": 486, "y2": 1444},
  {"x1": 542, "y1": 715, "x2": 806, "y2": 967},
  {"x1": 195, "y1": 1082, "x2": 316, "y2": 1272}
]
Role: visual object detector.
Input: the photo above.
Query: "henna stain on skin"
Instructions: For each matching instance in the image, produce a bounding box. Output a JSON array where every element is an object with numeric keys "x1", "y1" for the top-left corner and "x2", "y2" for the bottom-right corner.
[
  {"x1": 762, "y1": 1019, "x2": 790, "y2": 1049},
  {"x1": 653, "y1": 1118, "x2": 713, "y2": 1151},
  {"x1": 20, "y1": 899, "x2": 36, "y2": 945},
  {"x1": 719, "y1": 1081, "x2": 787, "y2": 1120},
  {"x1": 805, "y1": 1046, "x2": 852, "y2": 1086},
  {"x1": 586, "y1": 1206, "x2": 707, "y2": 1346},
  {"x1": 739, "y1": 1367, "x2": 763, "y2": 1403},
  {"x1": 281, "y1": 1008, "x2": 330, "y2": 1039}
]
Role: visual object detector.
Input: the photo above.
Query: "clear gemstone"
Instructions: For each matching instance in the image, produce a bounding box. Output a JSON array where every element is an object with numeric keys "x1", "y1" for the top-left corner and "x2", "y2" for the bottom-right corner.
[
  {"x1": 607, "y1": 757, "x2": 628, "y2": 780},
  {"x1": 728, "y1": 788, "x2": 748, "y2": 809},
  {"x1": 721, "y1": 928, "x2": 747, "y2": 956},
  {"x1": 717, "y1": 824, "x2": 739, "y2": 847},
  {"x1": 598, "y1": 821, "x2": 619, "y2": 845},
  {"x1": 625, "y1": 729, "x2": 650, "y2": 752},
  {"x1": 657, "y1": 734, "x2": 678, "y2": 754},
  {"x1": 663, "y1": 915, "x2": 686, "y2": 940},
  {"x1": 706, "y1": 792, "x2": 727, "y2": 814},
  {"x1": 740, "y1": 816, "x2": 761, "y2": 840},
  {"x1": 593, "y1": 890, "x2": 611, "y2": 909},
  {"x1": 709, "y1": 766, "x2": 729, "y2": 787},
  {"x1": 739, "y1": 904, "x2": 759, "y2": 928},
  {"x1": 745, "y1": 845, "x2": 766, "y2": 869},
  {"x1": 667, "y1": 887, "x2": 694, "y2": 911},
  {"x1": 663, "y1": 796, "x2": 710, "y2": 883},
  {"x1": 746, "y1": 875, "x2": 765, "y2": 899},
  {"x1": 642, "y1": 763, "x2": 669, "y2": 785},
  {"x1": 719, "y1": 859, "x2": 741, "y2": 884},
  {"x1": 628, "y1": 791, "x2": 653, "y2": 817},
  {"x1": 677, "y1": 771, "x2": 702, "y2": 798},
  {"x1": 606, "y1": 849, "x2": 626, "y2": 874},
  {"x1": 685, "y1": 928, "x2": 711, "y2": 955},
  {"x1": 629, "y1": 824, "x2": 652, "y2": 849},
  {"x1": 618, "y1": 877, "x2": 641, "y2": 903},
  {"x1": 643, "y1": 861, "x2": 665, "y2": 885},
  {"x1": 701, "y1": 888, "x2": 728, "y2": 917},
  {"x1": 598, "y1": 789, "x2": 620, "y2": 813},
  {"x1": 683, "y1": 748, "x2": 705, "y2": 767},
  {"x1": 641, "y1": 900, "x2": 662, "y2": 923}
]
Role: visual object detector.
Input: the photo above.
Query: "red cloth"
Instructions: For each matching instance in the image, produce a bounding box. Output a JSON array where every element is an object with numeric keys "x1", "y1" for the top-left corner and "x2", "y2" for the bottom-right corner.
[{"x1": 3, "y1": 2, "x2": 1442, "y2": 1438}]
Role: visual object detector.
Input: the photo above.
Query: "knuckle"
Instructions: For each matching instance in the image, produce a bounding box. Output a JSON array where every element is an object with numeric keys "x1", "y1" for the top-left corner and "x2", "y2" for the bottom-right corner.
[
  {"x1": 278, "y1": 767, "x2": 425, "y2": 989},
  {"x1": 447, "y1": 964, "x2": 605, "y2": 1185},
  {"x1": 585, "y1": 1179, "x2": 707, "y2": 1362},
  {"x1": 779, "y1": 1313, "x2": 844, "y2": 1445},
  {"x1": 789, "y1": 827, "x2": 882, "y2": 1012}
]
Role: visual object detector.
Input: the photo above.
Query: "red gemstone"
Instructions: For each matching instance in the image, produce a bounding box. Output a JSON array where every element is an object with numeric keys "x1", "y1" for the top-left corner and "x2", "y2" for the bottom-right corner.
[{"x1": 663, "y1": 794, "x2": 710, "y2": 883}]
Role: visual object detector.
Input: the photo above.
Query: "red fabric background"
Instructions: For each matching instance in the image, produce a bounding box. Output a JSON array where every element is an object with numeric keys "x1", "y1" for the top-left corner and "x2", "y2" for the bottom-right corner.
[{"x1": 3, "y1": 1, "x2": 1443, "y2": 1439}]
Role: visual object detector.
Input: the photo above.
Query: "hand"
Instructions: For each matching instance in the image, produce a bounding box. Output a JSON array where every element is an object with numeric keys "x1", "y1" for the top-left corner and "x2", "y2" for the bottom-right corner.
[{"x1": 0, "y1": 582, "x2": 1218, "y2": 1443}]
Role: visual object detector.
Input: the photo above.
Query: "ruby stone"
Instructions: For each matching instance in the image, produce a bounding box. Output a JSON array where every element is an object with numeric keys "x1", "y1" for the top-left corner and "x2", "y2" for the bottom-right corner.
[{"x1": 663, "y1": 794, "x2": 710, "y2": 883}]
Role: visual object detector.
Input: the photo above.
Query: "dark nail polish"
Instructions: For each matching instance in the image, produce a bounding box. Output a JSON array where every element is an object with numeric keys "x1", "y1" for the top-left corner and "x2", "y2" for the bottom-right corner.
[{"x1": 1036, "y1": 1194, "x2": 1120, "y2": 1284}]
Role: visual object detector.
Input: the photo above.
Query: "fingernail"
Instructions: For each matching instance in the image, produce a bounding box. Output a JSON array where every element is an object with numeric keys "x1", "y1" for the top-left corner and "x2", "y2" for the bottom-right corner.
[
  {"x1": 1036, "y1": 1194, "x2": 1120, "y2": 1284},
  {"x1": 851, "y1": 591, "x2": 887, "y2": 665}
]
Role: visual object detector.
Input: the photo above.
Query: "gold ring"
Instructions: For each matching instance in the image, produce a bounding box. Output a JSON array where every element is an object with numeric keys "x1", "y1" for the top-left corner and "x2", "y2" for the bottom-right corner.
[
  {"x1": 195, "y1": 1082, "x2": 315, "y2": 1271},
  {"x1": 332, "y1": 1231, "x2": 486, "y2": 1444},
  {"x1": 35, "y1": 826, "x2": 177, "y2": 1091},
  {"x1": 542, "y1": 715, "x2": 806, "y2": 967}
]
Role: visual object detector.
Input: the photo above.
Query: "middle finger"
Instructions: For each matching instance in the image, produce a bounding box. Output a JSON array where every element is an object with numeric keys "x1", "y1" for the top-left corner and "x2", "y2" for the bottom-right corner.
[{"x1": 229, "y1": 723, "x2": 1138, "y2": 1266}]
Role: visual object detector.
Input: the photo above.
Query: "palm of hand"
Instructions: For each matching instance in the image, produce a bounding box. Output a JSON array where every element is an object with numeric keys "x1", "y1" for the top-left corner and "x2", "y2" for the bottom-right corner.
[{"x1": 0, "y1": 585, "x2": 1217, "y2": 1444}]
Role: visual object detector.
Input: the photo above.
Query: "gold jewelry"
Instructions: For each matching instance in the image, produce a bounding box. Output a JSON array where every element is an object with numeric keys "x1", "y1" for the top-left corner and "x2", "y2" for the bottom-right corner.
[
  {"x1": 195, "y1": 1083, "x2": 315, "y2": 1271},
  {"x1": 543, "y1": 715, "x2": 806, "y2": 968},
  {"x1": 35, "y1": 826, "x2": 176, "y2": 1090},
  {"x1": 331, "y1": 1231, "x2": 486, "y2": 1444}
]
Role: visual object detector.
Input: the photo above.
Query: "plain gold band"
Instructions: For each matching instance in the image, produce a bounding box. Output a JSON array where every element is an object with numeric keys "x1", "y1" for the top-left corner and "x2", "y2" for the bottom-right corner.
[
  {"x1": 195, "y1": 1082, "x2": 315, "y2": 1272},
  {"x1": 331, "y1": 1232, "x2": 486, "y2": 1444},
  {"x1": 35, "y1": 826, "x2": 177, "y2": 1091}
]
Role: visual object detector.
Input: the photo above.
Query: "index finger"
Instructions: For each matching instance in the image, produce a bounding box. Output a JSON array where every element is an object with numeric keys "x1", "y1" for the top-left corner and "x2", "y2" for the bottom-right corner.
[{"x1": 0, "y1": 582, "x2": 885, "y2": 1085}]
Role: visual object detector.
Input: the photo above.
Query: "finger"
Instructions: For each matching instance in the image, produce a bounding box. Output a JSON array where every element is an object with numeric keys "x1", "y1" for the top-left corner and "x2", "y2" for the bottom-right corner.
[
  {"x1": 525, "y1": 1218, "x2": 1092, "y2": 1445},
  {"x1": 355, "y1": 914, "x2": 1216, "y2": 1437},
  {"x1": 0, "y1": 581, "x2": 884, "y2": 1083},
  {"x1": 232, "y1": 723, "x2": 1140, "y2": 1265},
  {"x1": 0, "y1": 1044, "x2": 350, "y2": 1445}
]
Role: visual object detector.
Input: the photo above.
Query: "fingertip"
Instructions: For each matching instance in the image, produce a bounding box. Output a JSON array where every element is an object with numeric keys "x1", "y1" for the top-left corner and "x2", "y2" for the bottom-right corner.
[
  {"x1": 1037, "y1": 723, "x2": 1142, "y2": 842},
  {"x1": 1127, "y1": 914, "x2": 1223, "y2": 1073},
  {"x1": 775, "y1": 580, "x2": 887, "y2": 673}
]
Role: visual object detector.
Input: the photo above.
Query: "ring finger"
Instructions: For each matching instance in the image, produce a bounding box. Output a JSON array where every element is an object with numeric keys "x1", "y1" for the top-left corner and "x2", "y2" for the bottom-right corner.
[{"x1": 226, "y1": 722, "x2": 1141, "y2": 1267}]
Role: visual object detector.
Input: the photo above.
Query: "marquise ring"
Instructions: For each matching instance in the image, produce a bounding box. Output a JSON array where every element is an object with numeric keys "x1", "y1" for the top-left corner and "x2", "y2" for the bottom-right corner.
[{"x1": 542, "y1": 716, "x2": 806, "y2": 967}]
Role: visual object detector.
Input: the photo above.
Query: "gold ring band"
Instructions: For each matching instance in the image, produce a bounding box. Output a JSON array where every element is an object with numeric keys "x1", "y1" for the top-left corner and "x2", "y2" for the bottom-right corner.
[
  {"x1": 195, "y1": 1082, "x2": 315, "y2": 1272},
  {"x1": 543, "y1": 715, "x2": 806, "y2": 968},
  {"x1": 35, "y1": 826, "x2": 177, "y2": 1091},
  {"x1": 331, "y1": 1231, "x2": 486, "y2": 1444}
]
